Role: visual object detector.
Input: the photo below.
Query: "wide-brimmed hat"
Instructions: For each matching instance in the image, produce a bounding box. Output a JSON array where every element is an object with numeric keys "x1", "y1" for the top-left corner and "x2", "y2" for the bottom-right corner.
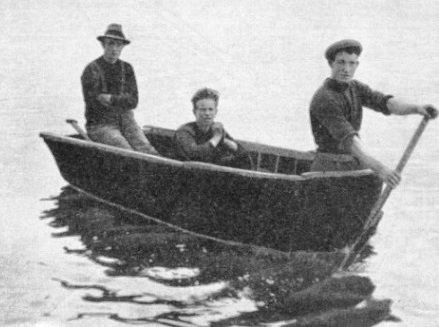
[
  {"x1": 325, "y1": 39, "x2": 362, "y2": 61},
  {"x1": 97, "y1": 24, "x2": 130, "y2": 45}
]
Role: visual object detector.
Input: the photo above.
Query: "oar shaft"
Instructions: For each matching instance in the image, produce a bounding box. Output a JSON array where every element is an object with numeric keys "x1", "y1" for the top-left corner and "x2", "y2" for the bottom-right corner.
[
  {"x1": 367, "y1": 116, "x2": 429, "y2": 222},
  {"x1": 339, "y1": 115, "x2": 431, "y2": 270},
  {"x1": 364, "y1": 116, "x2": 429, "y2": 229},
  {"x1": 395, "y1": 117, "x2": 429, "y2": 173}
]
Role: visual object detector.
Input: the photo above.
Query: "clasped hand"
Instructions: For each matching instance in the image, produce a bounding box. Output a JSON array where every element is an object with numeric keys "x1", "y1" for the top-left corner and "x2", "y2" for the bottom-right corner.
[
  {"x1": 97, "y1": 94, "x2": 112, "y2": 107},
  {"x1": 211, "y1": 122, "x2": 238, "y2": 151},
  {"x1": 212, "y1": 122, "x2": 224, "y2": 136}
]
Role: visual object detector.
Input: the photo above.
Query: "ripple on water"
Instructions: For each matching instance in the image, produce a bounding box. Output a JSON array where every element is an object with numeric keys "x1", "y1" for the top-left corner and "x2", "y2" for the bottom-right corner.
[{"x1": 35, "y1": 186, "x2": 399, "y2": 326}]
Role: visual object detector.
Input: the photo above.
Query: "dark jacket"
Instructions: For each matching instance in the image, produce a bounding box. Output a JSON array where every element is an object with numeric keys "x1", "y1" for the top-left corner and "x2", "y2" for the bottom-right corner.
[{"x1": 81, "y1": 56, "x2": 138, "y2": 127}]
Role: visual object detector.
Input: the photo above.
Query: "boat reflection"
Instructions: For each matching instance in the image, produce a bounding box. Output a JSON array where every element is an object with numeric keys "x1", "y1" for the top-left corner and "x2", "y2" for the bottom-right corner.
[{"x1": 41, "y1": 186, "x2": 398, "y2": 326}]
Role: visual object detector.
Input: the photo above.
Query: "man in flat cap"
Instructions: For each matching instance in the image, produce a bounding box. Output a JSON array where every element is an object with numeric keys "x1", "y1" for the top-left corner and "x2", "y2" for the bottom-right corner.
[
  {"x1": 81, "y1": 24, "x2": 158, "y2": 154},
  {"x1": 309, "y1": 39, "x2": 437, "y2": 187}
]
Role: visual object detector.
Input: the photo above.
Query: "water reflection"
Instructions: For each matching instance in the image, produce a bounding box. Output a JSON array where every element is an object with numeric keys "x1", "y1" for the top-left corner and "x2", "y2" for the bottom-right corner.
[{"x1": 41, "y1": 186, "x2": 399, "y2": 326}]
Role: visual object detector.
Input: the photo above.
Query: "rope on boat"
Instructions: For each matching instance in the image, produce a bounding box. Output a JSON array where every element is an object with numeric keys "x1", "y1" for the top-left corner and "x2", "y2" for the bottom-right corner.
[{"x1": 68, "y1": 184, "x2": 294, "y2": 260}]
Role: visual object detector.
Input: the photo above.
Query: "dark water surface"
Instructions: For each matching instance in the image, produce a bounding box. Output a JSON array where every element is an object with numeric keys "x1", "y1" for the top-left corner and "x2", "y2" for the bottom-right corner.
[{"x1": 35, "y1": 186, "x2": 394, "y2": 326}]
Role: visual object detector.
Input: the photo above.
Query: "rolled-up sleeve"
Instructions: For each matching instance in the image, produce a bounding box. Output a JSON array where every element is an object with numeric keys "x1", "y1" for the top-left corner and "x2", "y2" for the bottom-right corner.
[
  {"x1": 224, "y1": 132, "x2": 248, "y2": 156},
  {"x1": 355, "y1": 81, "x2": 392, "y2": 115}
]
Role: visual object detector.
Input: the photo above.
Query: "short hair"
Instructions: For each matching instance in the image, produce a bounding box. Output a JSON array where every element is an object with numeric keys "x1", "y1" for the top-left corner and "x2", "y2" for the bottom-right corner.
[{"x1": 191, "y1": 88, "x2": 219, "y2": 110}]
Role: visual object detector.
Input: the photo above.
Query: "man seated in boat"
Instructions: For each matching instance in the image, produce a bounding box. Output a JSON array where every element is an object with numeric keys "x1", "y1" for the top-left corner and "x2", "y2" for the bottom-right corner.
[
  {"x1": 309, "y1": 39, "x2": 437, "y2": 187},
  {"x1": 81, "y1": 24, "x2": 159, "y2": 155},
  {"x1": 174, "y1": 88, "x2": 252, "y2": 169}
]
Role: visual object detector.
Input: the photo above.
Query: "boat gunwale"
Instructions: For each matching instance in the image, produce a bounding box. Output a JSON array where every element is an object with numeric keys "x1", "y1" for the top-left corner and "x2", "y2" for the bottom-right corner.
[{"x1": 40, "y1": 131, "x2": 376, "y2": 181}]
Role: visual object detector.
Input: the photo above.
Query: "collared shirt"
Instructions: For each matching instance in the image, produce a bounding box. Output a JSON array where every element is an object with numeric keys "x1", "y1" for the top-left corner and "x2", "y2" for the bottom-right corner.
[{"x1": 309, "y1": 78, "x2": 393, "y2": 154}]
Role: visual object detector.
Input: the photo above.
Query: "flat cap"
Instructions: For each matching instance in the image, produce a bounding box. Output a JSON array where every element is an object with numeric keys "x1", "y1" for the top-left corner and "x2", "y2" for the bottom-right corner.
[{"x1": 325, "y1": 39, "x2": 362, "y2": 61}]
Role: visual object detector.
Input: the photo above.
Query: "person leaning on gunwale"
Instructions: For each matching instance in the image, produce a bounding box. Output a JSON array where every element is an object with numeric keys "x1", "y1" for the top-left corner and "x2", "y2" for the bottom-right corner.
[
  {"x1": 174, "y1": 88, "x2": 252, "y2": 169},
  {"x1": 309, "y1": 39, "x2": 438, "y2": 188},
  {"x1": 80, "y1": 24, "x2": 158, "y2": 155}
]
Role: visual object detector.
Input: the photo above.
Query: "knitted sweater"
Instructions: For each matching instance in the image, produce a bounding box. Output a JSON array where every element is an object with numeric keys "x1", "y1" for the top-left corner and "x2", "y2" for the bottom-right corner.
[
  {"x1": 309, "y1": 78, "x2": 392, "y2": 154},
  {"x1": 81, "y1": 56, "x2": 138, "y2": 127}
]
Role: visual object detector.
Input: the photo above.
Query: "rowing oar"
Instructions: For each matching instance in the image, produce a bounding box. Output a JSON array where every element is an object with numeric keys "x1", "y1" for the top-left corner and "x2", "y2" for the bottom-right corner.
[
  {"x1": 339, "y1": 107, "x2": 437, "y2": 270},
  {"x1": 66, "y1": 119, "x2": 92, "y2": 141}
]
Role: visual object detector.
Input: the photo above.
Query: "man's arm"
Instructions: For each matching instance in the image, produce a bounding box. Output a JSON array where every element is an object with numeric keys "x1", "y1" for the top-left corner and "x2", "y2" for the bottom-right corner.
[
  {"x1": 222, "y1": 131, "x2": 249, "y2": 155},
  {"x1": 208, "y1": 122, "x2": 224, "y2": 148},
  {"x1": 387, "y1": 98, "x2": 438, "y2": 118},
  {"x1": 109, "y1": 63, "x2": 139, "y2": 110},
  {"x1": 222, "y1": 138, "x2": 239, "y2": 152},
  {"x1": 350, "y1": 99, "x2": 437, "y2": 188},
  {"x1": 210, "y1": 124, "x2": 248, "y2": 157},
  {"x1": 81, "y1": 64, "x2": 101, "y2": 108},
  {"x1": 220, "y1": 126, "x2": 239, "y2": 152},
  {"x1": 356, "y1": 80, "x2": 437, "y2": 118},
  {"x1": 349, "y1": 136, "x2": 401, "y2": 188}
]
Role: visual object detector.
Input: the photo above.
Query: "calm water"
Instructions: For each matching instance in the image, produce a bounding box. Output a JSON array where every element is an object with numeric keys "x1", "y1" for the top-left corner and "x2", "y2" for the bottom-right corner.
[{"x1": 1, "y1": 0, "x2": 439, "y2": 326}]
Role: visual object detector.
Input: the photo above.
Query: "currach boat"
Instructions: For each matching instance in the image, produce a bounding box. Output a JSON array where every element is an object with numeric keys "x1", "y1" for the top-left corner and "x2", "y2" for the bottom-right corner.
[{"x1": 40, "y1": 125, "x2": 383, "y2": 252}]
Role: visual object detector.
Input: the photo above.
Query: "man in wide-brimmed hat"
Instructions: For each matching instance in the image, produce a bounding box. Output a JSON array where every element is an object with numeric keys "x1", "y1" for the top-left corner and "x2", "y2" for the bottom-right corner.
[
  {"x1": 309, "y1": 39, "x2": 437, "y2": 188},
  {"x1": 81, "y1": 24, "x2": 158, "y2": 154}
]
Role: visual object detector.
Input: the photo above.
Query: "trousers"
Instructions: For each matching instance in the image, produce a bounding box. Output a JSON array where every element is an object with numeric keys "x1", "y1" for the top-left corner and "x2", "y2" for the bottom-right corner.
[{"x1": 86, "y1": 110, "x2": 155, "y2": 154}]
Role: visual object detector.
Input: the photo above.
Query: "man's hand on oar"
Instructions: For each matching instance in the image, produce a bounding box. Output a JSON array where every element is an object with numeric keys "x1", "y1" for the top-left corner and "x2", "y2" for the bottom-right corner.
[
  {"x1": 376, "y1": 165, "x2": 401, "y2": 189},
  {"x1": 378, "y1": 104, "x2": 436, "y2": 188},
  {"x1": 418, "y1": 104, "x2": 438, "y2": 119},
  {"x1": 339, "y1": 105, "x2": 437, "y2": 270}
]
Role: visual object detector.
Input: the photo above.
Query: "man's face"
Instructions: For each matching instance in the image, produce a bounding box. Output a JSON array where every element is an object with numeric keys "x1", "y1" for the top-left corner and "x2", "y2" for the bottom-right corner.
[
  {"x1": 102, "y1": 38, "x2": 125, "y2": 63},
  {"x1": 194, "y1": 98, "x2": 218, "y2": 129},
  {"x1": 330, "y1": 51, "x2": 359, "y2": 82}
]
